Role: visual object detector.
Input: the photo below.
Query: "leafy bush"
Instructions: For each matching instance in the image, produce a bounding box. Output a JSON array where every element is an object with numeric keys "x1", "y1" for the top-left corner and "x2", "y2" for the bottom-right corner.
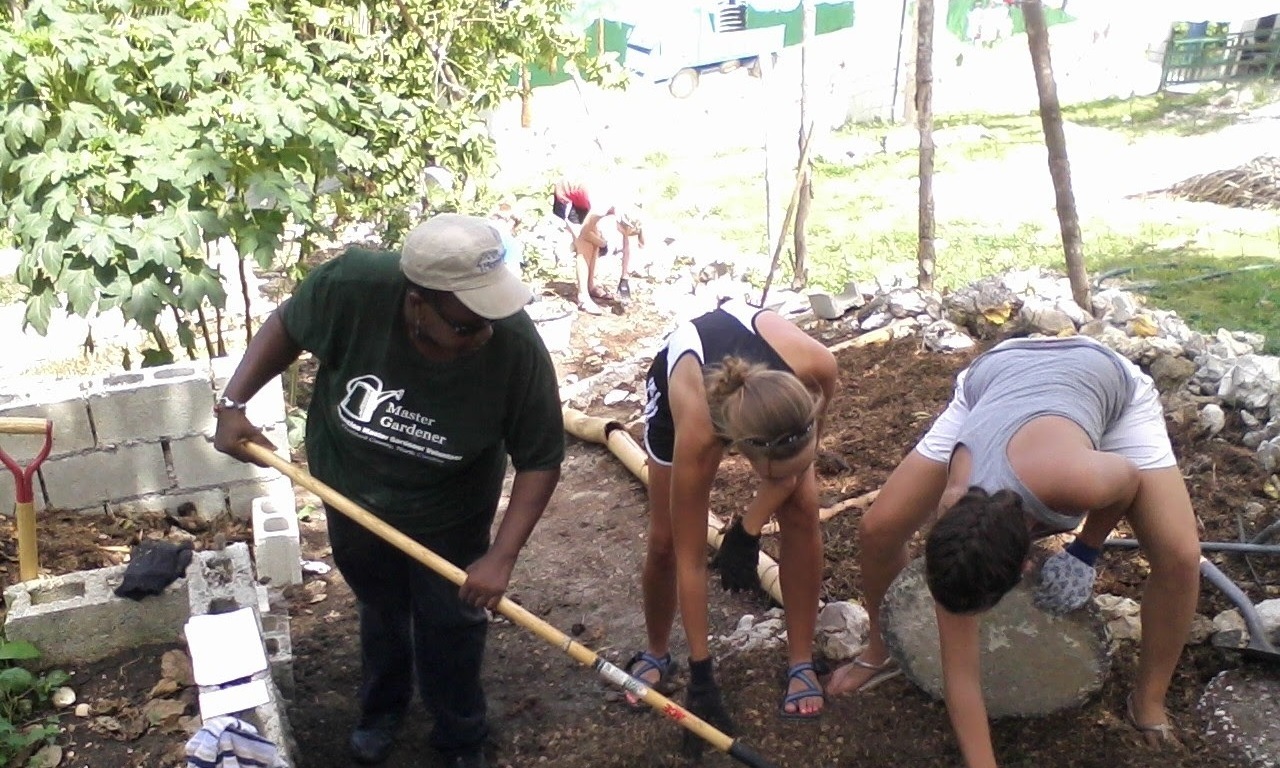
[{"x1": 0, "y1": 637, "x2": 66, "y2": 767}]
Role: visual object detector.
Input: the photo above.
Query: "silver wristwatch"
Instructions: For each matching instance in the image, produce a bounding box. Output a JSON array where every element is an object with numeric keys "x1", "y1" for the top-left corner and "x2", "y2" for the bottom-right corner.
[{"x1": 213, "y1": 395, "x2": 249, "y2": 414}]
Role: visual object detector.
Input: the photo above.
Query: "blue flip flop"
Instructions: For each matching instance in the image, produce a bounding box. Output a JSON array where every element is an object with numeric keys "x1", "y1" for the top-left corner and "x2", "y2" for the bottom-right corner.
[
  {"x1": 623, "y1": 651, "x2": 674, "y2": 712},
  {"x1": 780, "y1": 661, "x2": 824, "y2": 721}
]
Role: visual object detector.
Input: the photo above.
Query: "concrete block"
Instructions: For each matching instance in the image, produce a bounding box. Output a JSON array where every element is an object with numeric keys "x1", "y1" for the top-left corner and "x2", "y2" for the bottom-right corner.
[
  {"x1": 169, "y1": 433, "x2": 282, "y2": 489},
  {"x1": 186, "y1": 544, "x2": 261, "y2": 617},
  {"x1": 40, "y1": 443, "x2": 171, "y2": 510},
  {"x1": 235, "y1": 673, "x2": 298, "y2": 767},
  {"x1": 881, "y1": 557, "x2": 1111, "y2": 718},
  {"x1": 226, "y1": 474, "x2": 294, "y2": 522},
  {"x1": 187, "y1": 611, "x2": 297, "y2": 765},
  {"x1": 2, "y1": 564, "x2": 191, "y2": 668},
  {"x1": 88, "y1": 364, "x2": 214, "y2": 444},
  {"x1": 209, "y1": 355, "x2": 288, "y2": 429},
  {"x1": 260, "y1": 612, "x2": 295, "y2": 701},
  {"x1": 252, "y1": 496, "x2": 302, "y2": 587},
  {"x1": 107, "y1": 488, "x2": 228, "y2": 522},
  {"x1": 0, "y1": 393, "x2": 95, "y2": 458},
  {"x1": 808, "y1": 281, "x2": 867, "y2": 320}
]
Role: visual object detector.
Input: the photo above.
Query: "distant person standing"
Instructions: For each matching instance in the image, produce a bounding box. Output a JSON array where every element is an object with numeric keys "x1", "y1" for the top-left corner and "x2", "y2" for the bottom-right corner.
[{"x1": 551, "y1": 176, "x2": 640, "y2": 314}]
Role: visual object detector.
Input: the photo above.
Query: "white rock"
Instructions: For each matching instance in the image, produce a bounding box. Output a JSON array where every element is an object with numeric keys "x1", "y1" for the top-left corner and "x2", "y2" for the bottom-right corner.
[
  {"x1": 1214, "y1": 608, "x2": 1248, "y2": 635},
  {"x1": 51, "y1": 686, "x2": 76, "y2": 708},
  {"x1": 922, "y1": 319, "x2": 974, "y2": 352},
  {"x1": 1199, "y1": 404, "x2": 1227, "y2": 437},
  {"x1": 1217, "y1": 355, "x2": 1280, "y2": 411},
  {"x1": 860, "y1": 311, "x2": 892, "y2": 331},
  {"x1": 1259, "y1": 437, "x2": 1280, "y2": 474}
]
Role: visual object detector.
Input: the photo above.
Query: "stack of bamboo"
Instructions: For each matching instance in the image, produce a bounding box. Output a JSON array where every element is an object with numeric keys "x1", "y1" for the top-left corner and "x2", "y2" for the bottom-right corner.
[{"x1": 1165, "y1": 155, "x2": 1280, "y2": 210}]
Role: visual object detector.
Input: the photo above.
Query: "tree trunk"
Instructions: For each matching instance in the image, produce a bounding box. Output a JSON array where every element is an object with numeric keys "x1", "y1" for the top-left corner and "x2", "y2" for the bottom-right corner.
[
  {"x1": 762, "y1": 54, "x2": 775, "y2": 257},
  {"x1": 1023, "y1": 0, "x2": 1090, "y2": 312},
  {"x1": 792, "y1": 0, "x2": 816, "y2": 290},
  {"x1": 520, "y1": 65, "x2": 532, "y2": 128},
  {"x1": 903, "y1": 2, "x2": 920, "y2": 123},
  {"x1": 916, "y1": 0, "x2": 936, "y2": 291},
  {"x1": 893, "y1": 0, "x2": 914, "y2": 121}
]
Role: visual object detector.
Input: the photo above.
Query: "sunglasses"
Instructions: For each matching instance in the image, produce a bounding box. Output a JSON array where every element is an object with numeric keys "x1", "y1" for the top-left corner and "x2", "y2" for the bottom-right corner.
[
  {"x1": 427, "y1": 296, "x2": 491, "y2": 337},
  {"x1": 740, "y1": 421, "x2": 815, "y2": 450}
]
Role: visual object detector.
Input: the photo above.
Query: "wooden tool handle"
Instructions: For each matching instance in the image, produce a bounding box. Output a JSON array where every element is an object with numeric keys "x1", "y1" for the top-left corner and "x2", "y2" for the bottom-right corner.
[{"x1": 0, "y1": 417, "x2": 51, "y2": 435}]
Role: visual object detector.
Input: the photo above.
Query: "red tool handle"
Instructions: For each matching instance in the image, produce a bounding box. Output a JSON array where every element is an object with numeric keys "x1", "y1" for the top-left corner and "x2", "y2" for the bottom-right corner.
[{"x1": 0, "y1": 418, "x2": 54, "y2": 503}]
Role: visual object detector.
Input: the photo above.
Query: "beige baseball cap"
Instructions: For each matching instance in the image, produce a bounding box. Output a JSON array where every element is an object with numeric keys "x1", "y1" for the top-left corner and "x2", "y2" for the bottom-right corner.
[{"x1": 400, "y1": 213, "x2": 532, "y2": 320}]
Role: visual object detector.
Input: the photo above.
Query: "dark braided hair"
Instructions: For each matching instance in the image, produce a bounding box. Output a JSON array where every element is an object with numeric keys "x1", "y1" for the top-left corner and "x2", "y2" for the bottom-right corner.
[{"x1": 925, "y1": 487, "x2": 1031, "y2": 614}]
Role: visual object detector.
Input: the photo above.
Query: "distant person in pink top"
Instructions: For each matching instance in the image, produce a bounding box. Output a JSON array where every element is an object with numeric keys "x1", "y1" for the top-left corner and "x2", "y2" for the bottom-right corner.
[{"x1": 551, "y1": 176, "x2": 643, "y2": 315}]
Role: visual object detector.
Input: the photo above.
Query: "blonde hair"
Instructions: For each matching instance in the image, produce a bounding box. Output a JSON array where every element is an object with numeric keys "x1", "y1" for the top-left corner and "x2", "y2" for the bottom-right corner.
[{"x1": 703, "y1": 356, "x2": 821, "y2": 460}]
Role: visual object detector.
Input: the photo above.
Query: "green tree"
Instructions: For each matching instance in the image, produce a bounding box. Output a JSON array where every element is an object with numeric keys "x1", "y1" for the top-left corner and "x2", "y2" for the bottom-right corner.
[{"x1": 0, "y1": 0, "x2": 603, "y2": 364}]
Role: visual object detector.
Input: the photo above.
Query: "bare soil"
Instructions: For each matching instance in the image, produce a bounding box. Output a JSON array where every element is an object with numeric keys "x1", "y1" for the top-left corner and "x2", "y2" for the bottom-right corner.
[{"x1": 4, "y1": 283, "x2": 1277, "y2": 768}]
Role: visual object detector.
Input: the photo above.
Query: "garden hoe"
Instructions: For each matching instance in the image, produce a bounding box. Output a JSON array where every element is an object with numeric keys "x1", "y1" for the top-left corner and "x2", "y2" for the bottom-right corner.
[
  {"x1": 1105, "y1": 538, "x2": 1280, "y2": 664},
  {"x1": 241, "y1": 442, "x2": 780, "y2": 768},
  {"x1": 0, "y1": 417, "x2": 54, "y2": 582}
]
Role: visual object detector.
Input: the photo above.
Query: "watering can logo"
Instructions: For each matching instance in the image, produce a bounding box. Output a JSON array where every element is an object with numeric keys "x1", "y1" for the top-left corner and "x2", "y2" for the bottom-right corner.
[{"x1": 340, "y1": 375, "x2": 405, "y2": 423}]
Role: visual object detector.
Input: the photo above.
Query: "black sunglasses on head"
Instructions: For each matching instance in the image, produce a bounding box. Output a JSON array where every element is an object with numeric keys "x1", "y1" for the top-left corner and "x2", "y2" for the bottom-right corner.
[{"x1": 740, "y1": 421, "x2": 815, "y2": 449}]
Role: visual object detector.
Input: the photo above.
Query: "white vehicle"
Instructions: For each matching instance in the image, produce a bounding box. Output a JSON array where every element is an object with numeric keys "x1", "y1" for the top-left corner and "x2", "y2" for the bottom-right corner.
[{"x1": 622, "y1": 2, "x2": 787, "y2": 97}]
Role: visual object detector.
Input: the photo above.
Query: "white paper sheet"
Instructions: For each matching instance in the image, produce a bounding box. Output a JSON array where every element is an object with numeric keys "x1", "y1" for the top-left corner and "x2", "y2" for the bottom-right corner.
[
  {"x1": 198, "y1": 678, "x2": 271, "y2": 719},
  {"x1": 185, "y1": 607, "x2": 269, "y2": 686}
]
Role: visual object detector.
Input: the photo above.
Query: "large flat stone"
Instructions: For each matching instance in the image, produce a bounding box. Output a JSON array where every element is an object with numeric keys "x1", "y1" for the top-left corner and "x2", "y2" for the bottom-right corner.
[
  {"x1": 1201, "y1": 666, "x2": 1280, "y2": 767},
  {"x1": 882, "y1": 557, "x2": 1111, "y2": 718}
]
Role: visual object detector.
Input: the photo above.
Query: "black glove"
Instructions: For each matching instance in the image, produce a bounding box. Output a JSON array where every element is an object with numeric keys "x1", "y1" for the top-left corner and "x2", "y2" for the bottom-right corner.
[
  {"x1": 681, "y1": 658, "x2": 736, "y2": 758},
  {"x1": 711, "y1": 518, "x2": 761, "y2": 592},
  {"x1": 115, "y1": 540, "x2": 194, "y2": 600}
]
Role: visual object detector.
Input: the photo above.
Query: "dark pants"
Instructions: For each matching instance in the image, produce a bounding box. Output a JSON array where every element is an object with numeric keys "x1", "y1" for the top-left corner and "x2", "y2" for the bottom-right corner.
[{"x1": 327, "y1": 508, "x2": 491, "y2": 755}]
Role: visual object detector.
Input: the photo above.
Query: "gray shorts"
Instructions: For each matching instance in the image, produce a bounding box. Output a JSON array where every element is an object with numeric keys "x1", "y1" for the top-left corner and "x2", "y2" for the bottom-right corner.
[{"x1": 915, "y1": 352, "x2": 1176, "y2": 470}]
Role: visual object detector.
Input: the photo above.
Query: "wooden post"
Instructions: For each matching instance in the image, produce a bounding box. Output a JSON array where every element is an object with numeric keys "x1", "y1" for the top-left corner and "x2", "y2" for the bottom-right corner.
[
  {"x1": 761, "y1": 52, "x2": 779, "y2": 261},
  {"x1": 520, "y1": 65, "x2": 532, "y2": 128},
  {"x1": 792, "y1": 0, "x2": 816, "y2": 291},
  {"x1": 916, "y1": 0, "x2": 936, "y2": 291},
  {"x1": 760, "y1": 125, "x2": 816, "y2": 308},
  {"x1": 1023, "y1": 0, "x2": 1090, "y2": 312}
]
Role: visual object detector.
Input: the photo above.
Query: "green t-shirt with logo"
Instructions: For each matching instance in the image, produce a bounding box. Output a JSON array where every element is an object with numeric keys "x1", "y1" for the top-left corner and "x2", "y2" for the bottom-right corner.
[{"x1": 281, "y1": 248, "x2": 565, "y2": 537}]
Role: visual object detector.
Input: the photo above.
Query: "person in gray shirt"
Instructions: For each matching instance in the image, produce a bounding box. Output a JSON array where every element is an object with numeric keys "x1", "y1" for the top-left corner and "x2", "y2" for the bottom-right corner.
[{"x1": 826, "y1": 335, "x2": 1198, "y2": 767}]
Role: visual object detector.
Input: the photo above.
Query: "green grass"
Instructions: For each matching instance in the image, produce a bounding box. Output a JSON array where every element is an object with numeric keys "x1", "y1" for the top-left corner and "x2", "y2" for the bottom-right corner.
[
  {"x1": 617, "y1": 87, "x2": 1280, "y2": 349},
  {"x1": 1097, "y1": 252, "x2": 1280, "y2": 353}
]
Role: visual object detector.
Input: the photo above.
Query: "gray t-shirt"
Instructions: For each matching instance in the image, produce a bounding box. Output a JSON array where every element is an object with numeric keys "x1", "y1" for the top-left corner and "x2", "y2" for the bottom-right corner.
[{"x1": 955, "y1": 336, "x2": 1136, "y2": 533}]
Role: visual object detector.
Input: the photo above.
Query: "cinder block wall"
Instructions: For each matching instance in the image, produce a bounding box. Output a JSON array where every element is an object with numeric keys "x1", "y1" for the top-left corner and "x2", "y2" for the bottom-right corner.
[{"x1": 0, "y1": 356, "x2": 292, "y2": 521}]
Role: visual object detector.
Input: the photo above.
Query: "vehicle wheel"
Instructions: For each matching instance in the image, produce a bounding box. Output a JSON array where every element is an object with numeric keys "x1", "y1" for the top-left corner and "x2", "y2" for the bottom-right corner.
[
  {"x1": 747, "y1": 56, "x2": 763, "y2": 78},
  {"x1": 718, "y1": 59, "x2": 741, "y2": 74},
  {"x1": 668, "y1": 68, "x2": 699, "y2": 99}
]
